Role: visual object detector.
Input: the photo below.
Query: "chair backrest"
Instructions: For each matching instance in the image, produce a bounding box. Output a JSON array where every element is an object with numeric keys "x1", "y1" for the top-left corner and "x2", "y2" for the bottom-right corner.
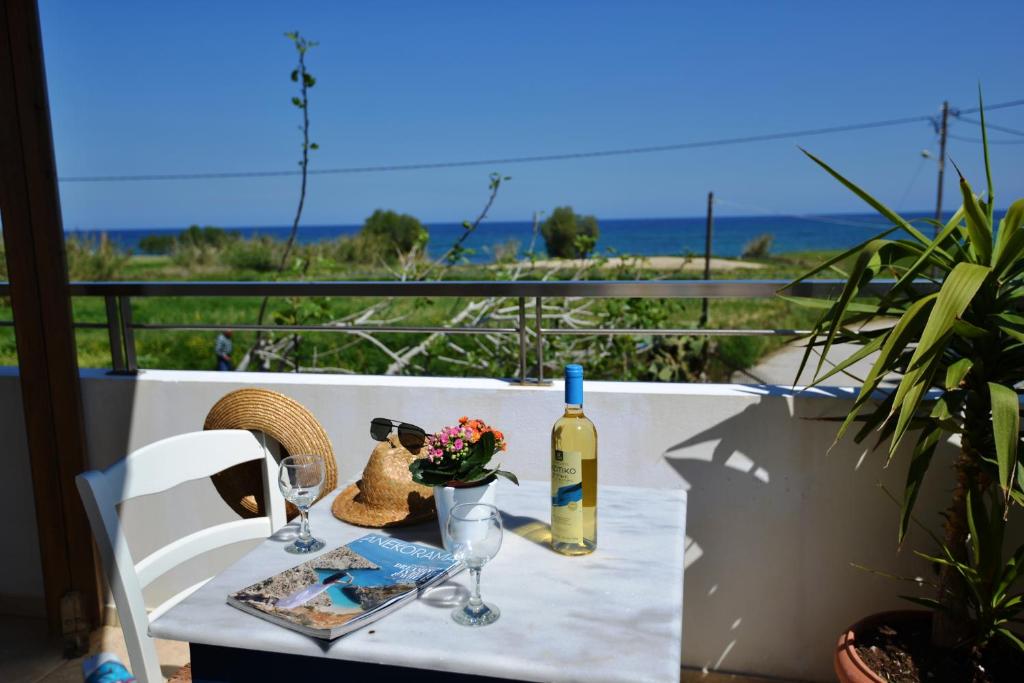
[{"x1": 76, "y1": 429, "x2": 286, "y2": 683}]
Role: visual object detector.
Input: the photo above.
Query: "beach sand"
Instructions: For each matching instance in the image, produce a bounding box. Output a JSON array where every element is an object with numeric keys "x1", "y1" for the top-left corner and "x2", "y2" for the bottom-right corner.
[{"x1": 512, "y1": 255, "x2": 764, "y2": 271}]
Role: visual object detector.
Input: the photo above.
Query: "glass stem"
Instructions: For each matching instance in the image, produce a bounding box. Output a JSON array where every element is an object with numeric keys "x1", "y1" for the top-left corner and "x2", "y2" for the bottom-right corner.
[
  {"x1": 468, "y1": 567, "x2": 483, "y2": 608},
  {"x1": 298, "y1": 507, "x2": 311, "y2": 542}
]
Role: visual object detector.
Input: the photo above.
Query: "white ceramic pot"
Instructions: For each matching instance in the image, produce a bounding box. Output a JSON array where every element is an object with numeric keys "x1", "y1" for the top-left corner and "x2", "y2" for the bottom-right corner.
[{"x1": 434, "y1": 478, "x2": 497, "y2": 548}]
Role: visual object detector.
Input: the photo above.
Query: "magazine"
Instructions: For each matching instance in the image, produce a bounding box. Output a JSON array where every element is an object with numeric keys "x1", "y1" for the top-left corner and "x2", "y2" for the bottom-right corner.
[{"x1": 227, "y1": 534, "x2": 461, "y2": 639}]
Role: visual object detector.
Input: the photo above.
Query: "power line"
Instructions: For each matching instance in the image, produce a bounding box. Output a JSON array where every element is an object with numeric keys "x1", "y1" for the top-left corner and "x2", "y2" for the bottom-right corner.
[
  {"x1": 56, "y1": 98, "x2": 1024, "y2": 184},
  {"x1": 953, "y1": 115, "x2": 1024, "y2": 138},
  {"x1": 58, "y1": 115, "x2": 933, "y2": 184},
  {"x1": 713, "y1": 197, "x2": 888, "y2": 228},
  {"x1": 957, "y1": 98, "x2": 1024, "y2": 114},
  {"x1": 948, "y1": 132, "x2": 1024, "y2": 145}
]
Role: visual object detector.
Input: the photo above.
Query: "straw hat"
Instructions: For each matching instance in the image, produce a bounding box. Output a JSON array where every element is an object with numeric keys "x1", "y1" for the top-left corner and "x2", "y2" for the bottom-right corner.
[
  {"x1": 204, "y1": 388, "x2": 338, "y2": 518},
  {"x1": 332, "y1": 433, "x2": 436, "y2": 527}
]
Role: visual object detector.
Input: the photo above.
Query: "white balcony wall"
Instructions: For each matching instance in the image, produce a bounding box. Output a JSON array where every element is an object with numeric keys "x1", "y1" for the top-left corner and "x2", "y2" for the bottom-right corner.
[{"x1": 2, "y1": 367, "x2": 1019, "y2": 682}]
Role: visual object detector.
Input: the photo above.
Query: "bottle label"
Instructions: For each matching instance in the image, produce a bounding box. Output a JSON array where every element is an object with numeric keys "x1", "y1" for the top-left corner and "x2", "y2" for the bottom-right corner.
[{"x1": 551, "y1": 449, "x2": 583, "y2": 544}]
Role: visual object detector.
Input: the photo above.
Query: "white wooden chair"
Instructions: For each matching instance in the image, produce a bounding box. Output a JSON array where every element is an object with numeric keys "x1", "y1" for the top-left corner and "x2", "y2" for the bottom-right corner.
[{"x1": 76, "y1": 430, "x2": 286, "y2": 682}]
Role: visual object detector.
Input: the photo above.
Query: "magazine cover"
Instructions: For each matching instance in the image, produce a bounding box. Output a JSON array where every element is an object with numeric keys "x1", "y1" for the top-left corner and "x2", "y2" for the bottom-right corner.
[{"x1": 227, "y1": 534, "x2": 460, "y2": 639}]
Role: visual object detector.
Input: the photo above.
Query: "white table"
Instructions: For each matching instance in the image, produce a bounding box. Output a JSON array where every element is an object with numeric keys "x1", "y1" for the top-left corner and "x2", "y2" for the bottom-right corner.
[{"x1": 150, "y1": 480, "x2": 687, "y2": 683}]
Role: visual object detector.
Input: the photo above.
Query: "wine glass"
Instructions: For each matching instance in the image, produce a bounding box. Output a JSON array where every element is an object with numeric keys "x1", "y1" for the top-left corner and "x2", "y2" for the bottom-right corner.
[
  {"x1": 445, "y1": 502, "x2": 503, "y2": 626},
  {"x1": 278, "y1": 455, "x2": 326, "y2": 554}
]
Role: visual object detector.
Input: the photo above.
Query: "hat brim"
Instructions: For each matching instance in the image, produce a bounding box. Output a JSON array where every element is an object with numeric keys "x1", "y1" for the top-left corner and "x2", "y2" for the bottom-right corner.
[
  {"x1": 205, "y1": 388, "x2": 337, "y2": 518},
  {"x1": 331, "y1": 482, "x2": 437, "y2": 528}
]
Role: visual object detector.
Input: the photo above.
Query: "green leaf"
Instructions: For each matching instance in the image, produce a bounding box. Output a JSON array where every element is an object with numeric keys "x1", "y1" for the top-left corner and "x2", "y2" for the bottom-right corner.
[
  {"x1": 812, "y1": 240, "x2": 887, "y2": 380},
  {"x1": 899, "y1": 424, "x2": 941, "y2": 544},
  {"x1": 833, "y1": 294, "x2": 936, "y2": 445},
  {"x1": 478, "y1": 430, "x2": 496, "y2": 457},
  {"x1": 900, "y1": 595, "x2": 943, "y2": 611},
  {"x1": 951, "y1": 319, "x2": 989, "y2": 339},
  {"x1": 957, "y1": 175, "x2": 993, "y2": 264},
  {"x1": 989, "y1": 381, "x2": 1020, "y2": 510},
  {"x1": 793, "y1": 318, "x2": 825, "y2": 389},
  {"x1": 998, "y1": 324, "x2": 1024, "y2": 344},
  {"x1": 493, "y1": 469, "x2": 520, "y2": 486},
  {"x1": 777, "y1": 296, "x2": 882, "y2": 315},
  {"x1": 780, "y1": 226, "x2": 900, "y2": 289},
  {"x1": 965, "y1": 489, "x2": 987, "y2": 571},
  {"x1": 800, "y1": 148, "x2": 930, "y2": 244},
  {"x1": 877, "y1": 208, "x2": 966, "y2": 308},
  {"x1": 888, "y1": 262, "x2": 991, "y2": 454},
  {"x1": 309, "y1": 142, "x2": 319, "y2": 150},
  {"x1": 979, "y1": 86, "x2": 994, "y2": 224},
  {"x1": 945, "y1": 358, "x2": 973, "y2": 390},
  {"x1": 993, "y1": 198, "x2": 1024, "y2": 277},
  {"x1": 290, "y1": 69, "x2": 298, "y2": 82},
  {"x1": 994, "y1": 544, "x2": 1024, "y2": 604},
  {"x1": 803, "y1": 329, "x2": 885, "y2": 388},
  {"x1": 996, "y1": 627, "x2": 1024, "y2": 652},
  {"x1": 291, "y1": 96, "x2": 303, "y2": 107}
]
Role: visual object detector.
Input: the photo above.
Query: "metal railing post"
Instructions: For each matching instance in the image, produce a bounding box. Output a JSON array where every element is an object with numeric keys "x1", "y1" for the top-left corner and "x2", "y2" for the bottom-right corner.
[
  {"x1": 118, "y1": 296, "x2": 138, "y2": 373},
  {"x1": 104, "y1": 296, "x2": 126, "y2": 374},
  {"x1": 535, "y1": 296, "x2": 544, "y2": 384},
  {"x1": 517, "y1": 297, "x2": 527, "y2": 385}
]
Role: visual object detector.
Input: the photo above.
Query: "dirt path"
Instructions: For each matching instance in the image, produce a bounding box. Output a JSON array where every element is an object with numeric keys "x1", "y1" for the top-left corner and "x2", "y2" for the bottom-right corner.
[
  {"x1": 511, "y1": 255, "x2": 764, "y2": 271},
  {"x1": 732, "y1": 320, "x2": 901, "y2": 388}
]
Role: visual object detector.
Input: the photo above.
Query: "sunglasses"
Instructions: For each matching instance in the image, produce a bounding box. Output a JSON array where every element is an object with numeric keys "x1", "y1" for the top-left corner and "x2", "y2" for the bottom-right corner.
[{"x1": 370, "y1": 417, "x2": 427, "y2": 451}]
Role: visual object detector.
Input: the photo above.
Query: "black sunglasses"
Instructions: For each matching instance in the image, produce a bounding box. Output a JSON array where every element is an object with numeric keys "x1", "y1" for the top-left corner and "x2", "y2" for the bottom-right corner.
[{"x1": 370, "y1": 417, "x2": 426, "y2": 451}]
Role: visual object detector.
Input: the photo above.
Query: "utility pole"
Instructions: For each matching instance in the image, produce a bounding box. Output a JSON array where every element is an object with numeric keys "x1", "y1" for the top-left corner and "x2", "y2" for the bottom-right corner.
[
  {"x1": 700, "y1": 191, "x2": 713, "y2": 327},
  {"x1": 700, "y1": 192, "x2": 714, "y2": 379},
  {"x1": 933, "y1": 101, "x2": 949, "y2": 236}
]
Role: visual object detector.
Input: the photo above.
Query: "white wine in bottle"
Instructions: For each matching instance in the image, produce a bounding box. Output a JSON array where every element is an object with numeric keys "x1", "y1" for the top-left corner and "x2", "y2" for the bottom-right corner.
[{"x1": 551, "y1": 364, "x2": 597, "y2": 555}]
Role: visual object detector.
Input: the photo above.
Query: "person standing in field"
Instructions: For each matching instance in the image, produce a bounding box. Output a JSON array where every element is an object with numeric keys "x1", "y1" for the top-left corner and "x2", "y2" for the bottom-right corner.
[{"x1": 215, "y1": 330, "x2": 234, "y2": 371}]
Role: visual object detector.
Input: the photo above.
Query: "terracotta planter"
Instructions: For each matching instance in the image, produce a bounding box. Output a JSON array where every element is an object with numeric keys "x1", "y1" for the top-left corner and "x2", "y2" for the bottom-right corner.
[{"x1": 835, "y1": 610, "x2": 929, "y2": 683}]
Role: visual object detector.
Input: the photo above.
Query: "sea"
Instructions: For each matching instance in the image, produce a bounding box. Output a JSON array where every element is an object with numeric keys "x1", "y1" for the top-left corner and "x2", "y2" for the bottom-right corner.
[{"x1": 70, "y1": 212, "x2": 978, "y2": 264}]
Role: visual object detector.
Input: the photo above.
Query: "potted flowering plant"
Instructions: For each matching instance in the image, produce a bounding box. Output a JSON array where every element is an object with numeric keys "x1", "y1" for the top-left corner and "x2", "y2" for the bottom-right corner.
[{"x1": 409, "y1": 417, "x2": 518, "y2": 543}]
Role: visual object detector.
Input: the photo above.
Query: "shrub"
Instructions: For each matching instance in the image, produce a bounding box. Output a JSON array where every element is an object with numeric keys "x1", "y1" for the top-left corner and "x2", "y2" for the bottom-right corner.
[
  {"x1": 166, "y1": 225, "x2": 241, "y2": 267},
  {"x1": 65, "y1": 233, "x2": 128, "y2": 280},
  {"x1": 740, "y1": 233, "x2": 773, "y2": 259},
  {"x1": 360, "y1": 210, "x2": 427, "y2": 255},
  {"x1": 170, "y1": 241, "x2": 214, "y2": 268},
  {"x1": 716, "y1": 335, "x2": 763, "y2": 371},
  {"x1": 222, "y1": 237, "x2": 281, "y2": 272},
  {"x1": 493, "y1": 239, "x2": 521, "y2": 264},
  {"x1": 541, "y1": 206, "x2": 599, "y2": 258},
  {"x1": 138, "y1": 234, "x2": 176, "y2": 255},
  {"x1": 306, "y1": 232, "x2": 393, "y2": 267},
  {"x1": 178, "y1": 225, "x2": 239, "y2": 250}
]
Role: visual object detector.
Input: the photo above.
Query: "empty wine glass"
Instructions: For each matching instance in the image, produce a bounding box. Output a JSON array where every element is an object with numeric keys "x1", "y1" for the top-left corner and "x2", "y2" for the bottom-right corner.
[
  {"x1": 278, "y1": 455, "x2": 326, "y2": 554},
  {"x1": 445, "y1": 502, "x2": 503, "y2": 626}
]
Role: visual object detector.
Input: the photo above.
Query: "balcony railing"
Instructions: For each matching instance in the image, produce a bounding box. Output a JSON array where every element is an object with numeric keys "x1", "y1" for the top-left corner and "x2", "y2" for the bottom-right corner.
[{"x1": 0, "y1": 279, "x2": 919, "y2": 380}]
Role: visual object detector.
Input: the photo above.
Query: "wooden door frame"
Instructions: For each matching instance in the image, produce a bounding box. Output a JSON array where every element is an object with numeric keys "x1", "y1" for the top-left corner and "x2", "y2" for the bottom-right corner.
[{"x1": 0, "y1": 0, "x2": 100, "y2": 635}]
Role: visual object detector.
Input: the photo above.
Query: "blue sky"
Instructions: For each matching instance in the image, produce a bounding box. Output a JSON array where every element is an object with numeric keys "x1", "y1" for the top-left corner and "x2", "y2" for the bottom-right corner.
[{"x1": 40, "y1": 1, "x2": 1024, "y2": 230}]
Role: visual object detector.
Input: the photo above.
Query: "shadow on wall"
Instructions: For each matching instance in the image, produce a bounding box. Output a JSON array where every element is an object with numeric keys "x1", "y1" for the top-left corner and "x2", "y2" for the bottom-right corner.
[{"x1": 661, "y1": 385, "x2": 955, "y2": 682}]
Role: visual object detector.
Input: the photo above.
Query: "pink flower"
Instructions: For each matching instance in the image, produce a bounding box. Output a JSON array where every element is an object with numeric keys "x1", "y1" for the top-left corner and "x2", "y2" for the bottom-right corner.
[{"x1": 454, "y1": 439, "x2": 464, "y2": 450}]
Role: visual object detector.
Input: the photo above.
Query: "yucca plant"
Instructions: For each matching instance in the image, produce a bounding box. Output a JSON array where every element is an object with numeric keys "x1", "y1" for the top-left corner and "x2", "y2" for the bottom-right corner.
[{"x1": 785, "y1": 93, "x2": 1024, "y2": 661}]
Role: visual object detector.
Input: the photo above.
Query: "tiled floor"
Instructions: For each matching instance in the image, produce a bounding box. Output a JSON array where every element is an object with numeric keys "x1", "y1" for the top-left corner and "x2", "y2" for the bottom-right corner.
[
  {"x1": 681, "y1": 669, "x2": 806, "y2": 683},
  {"x1": 1, "y1": 615, "x2": 800, "y2": 683},
  {"x1": 0, "y1": 616, "x2": 188, "y2": 683}
]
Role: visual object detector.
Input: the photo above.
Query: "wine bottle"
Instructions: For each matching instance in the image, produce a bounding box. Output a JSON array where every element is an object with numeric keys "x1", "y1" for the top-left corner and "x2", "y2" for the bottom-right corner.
[{"x1": 550, "y1": 364, "x2": 597, "y2": 555}]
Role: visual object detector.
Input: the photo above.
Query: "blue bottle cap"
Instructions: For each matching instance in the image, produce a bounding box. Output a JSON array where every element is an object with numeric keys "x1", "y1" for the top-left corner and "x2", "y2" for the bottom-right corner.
[{"x1": 565, "y1": 364, "x2": 583, "y2": 405}]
